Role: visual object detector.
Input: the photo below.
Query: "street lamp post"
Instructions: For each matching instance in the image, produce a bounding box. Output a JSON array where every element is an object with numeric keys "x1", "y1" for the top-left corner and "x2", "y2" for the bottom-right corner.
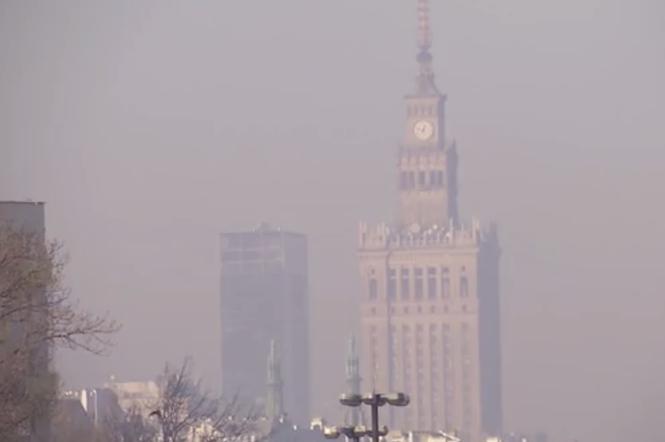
[{"x1": 339, "y1": 392, "x2": 409, "y2": 442}]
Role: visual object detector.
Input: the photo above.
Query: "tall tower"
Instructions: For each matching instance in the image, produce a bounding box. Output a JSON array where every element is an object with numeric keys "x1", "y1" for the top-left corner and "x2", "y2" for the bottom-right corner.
[{"x1": 357, "y1": 2, "x2": 502, "y2": 441}]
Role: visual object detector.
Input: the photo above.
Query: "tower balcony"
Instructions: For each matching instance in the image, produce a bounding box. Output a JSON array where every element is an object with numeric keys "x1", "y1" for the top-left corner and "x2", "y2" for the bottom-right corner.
[{"x1": 358, "y1": 219, "x2": 497, "y2": 251}]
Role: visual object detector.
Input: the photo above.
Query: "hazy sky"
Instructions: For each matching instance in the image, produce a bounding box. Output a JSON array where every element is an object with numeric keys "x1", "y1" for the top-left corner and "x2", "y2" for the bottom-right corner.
[{"x1": 1, "y1": 1, "x2": 664, "y2": 441}]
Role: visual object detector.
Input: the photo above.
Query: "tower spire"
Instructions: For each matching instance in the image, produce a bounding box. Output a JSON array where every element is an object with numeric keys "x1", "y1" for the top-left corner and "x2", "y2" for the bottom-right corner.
[
  {"x1": 417, "y1": 0, "x2": 432, "y2": 51},
  {"x1": 415, "y1": 0, "x2": 439, "y2": 95},
  {"x1": 266, "y1": 339, "x2": 284, "y2": 422},
  {"x1": 345, "y1": 335, "x2": 361, "y2": 395}
]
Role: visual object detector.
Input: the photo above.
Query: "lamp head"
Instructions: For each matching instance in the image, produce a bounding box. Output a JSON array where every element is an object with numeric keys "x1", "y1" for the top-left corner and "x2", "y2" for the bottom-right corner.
[
  {"x1": 339, "y1": 426, "x2": 370, "y2": 438},
  {"x1": 323, "y1": 426, "x2": 340, "y2": 439},
  {"x1": 383, "y1": 392, "x2": 410, "y2": 407},
  {"x1": 339, "y1": 393, "x2": 363, "y2": 407}
]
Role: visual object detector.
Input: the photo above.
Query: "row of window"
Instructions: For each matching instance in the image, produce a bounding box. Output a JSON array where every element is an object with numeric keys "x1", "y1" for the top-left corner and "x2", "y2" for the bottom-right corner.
[
  {"x1": 400, "y1": 170, "x2": 446, "y2": 191},
  {"x1": 369, "y1": 267, "x2": 469, "y2": 300},
  {"x1": 408, "y1": 105, "x2": 437, "y2": 117}
]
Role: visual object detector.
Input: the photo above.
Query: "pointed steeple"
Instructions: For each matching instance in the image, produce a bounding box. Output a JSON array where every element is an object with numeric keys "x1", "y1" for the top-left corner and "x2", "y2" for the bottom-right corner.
[
  {"x1": 266, "y1": 339, "x2": 284, "y2": 422},
  {"x1": 345, "y1": 335, "x2": 361, "y2": 394},
  {"x1": 415, "y1": 0, "x2": 439, "y2": 95},
  {"x1": 344, "y1": 335, "x2": 363, "y2": 426}
]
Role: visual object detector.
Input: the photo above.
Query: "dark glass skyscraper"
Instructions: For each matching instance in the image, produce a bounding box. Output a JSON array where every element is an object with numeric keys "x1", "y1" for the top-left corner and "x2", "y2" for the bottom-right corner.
[
  {"x1": 0, "y1": 201, "x2": 51, "y2": 442},
  {"x1": 220, "y1": 224, "x2": 310, "y2": 425}
]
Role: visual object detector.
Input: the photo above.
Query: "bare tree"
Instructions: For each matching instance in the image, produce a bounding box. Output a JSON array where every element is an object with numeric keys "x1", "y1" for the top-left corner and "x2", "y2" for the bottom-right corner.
[
  {"x1": 150, "y1": 359, "x2": 262, "y2": 442},
  {"x1": 51, "y1": 399, "x2": 95, "y2": 442},
  {"x1": 86, "y1": 405, "x2": 159, "y2": 442},
  {"x1": 118, "y1": 406, "x2": 159, "y2": 442},
  {"x1": 0, "y1": 224, "x2": 119, "y2": 440}
]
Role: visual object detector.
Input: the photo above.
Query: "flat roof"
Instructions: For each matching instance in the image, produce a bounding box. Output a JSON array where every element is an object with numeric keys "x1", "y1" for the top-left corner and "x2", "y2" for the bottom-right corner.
[{"x1": 0, "y1": 201, "x2": 45, "y2": 205}]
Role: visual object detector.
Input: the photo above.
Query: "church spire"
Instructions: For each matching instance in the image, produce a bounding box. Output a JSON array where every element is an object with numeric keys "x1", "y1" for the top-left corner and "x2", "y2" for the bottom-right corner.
[
  {"x1": 266, "y1": 339, "x2": 284, "y2": 422},
  {"x1": 416, "y1": 0, "x2": 439, "y2": 95},
  {"x1": 345, "y1": 335, "x2": 361, "y2": 396},
  {"x1": 344, "y1": 335, "x2": 363, "y2": 426}
]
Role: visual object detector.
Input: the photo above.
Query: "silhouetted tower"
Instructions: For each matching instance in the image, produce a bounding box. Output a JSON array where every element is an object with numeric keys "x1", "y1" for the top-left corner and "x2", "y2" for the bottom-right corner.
[{"x1": 266, "y1": 339, "x2": 284, "y2": 422}]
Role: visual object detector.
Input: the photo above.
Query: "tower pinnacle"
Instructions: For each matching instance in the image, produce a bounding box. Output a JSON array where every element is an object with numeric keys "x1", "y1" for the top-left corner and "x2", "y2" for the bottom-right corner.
[
  {"x1": 417, "y1": 0, "x2": 432, "y2": 51},
  {"x1": 415, "y1": 0, "x2": 439, "y2": 95}
]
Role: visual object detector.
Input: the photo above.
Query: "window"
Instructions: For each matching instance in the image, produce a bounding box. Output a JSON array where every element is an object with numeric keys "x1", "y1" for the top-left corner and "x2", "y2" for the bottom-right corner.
[
  {"x1": 441, "y1": 267, "x2": 450, "y2": 298},
  {"x1": 414, "y1": 268, "x2": 423, "y2": 299},
  {"x1": 460, "y1": 275, "x2": 469, "y2": 298},
  {"x1": 369, "y1": 277, "x2": 378, "y2": 300},
  {"x1": 427, "y1": 267, "x2": 437, "y2": 298},
  {"x1": 408, "y1": 172, "x2": 416, "y2": 189},
  {"x1": 438, "y1": 170, "x2": 445, "y2": 187},
  {"x1": 400, "y1": 172, "x2": 408, "y2": 190},
  {"x1": 387, "y1": 268, "x2": 397, "y2": 300},
  {"x1": 429, "y1": 170, "x2": 437, "y2": 188},
  {"x1": 401, "y1": 268, "x2": 410, "y2": 299},
  {"x1": 418, "y1": 171, "x2": 426, "y2": 188}
]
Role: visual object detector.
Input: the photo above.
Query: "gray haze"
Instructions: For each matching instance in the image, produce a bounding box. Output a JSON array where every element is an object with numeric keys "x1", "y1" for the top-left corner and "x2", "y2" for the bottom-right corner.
[{"x1": 1, "y1": 1, "x2": 664, "y2": 441}]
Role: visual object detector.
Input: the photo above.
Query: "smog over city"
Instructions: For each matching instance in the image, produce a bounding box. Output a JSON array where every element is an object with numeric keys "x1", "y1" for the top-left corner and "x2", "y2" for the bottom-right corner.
[{"x1": 1, "y1": 1, "x2": 664, "y2": 442}]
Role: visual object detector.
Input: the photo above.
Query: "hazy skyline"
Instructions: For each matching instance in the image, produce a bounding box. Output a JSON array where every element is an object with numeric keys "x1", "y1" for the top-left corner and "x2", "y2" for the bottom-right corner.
[{"x1": 2, "y1": 1, "x2": 664, "y2": 441}]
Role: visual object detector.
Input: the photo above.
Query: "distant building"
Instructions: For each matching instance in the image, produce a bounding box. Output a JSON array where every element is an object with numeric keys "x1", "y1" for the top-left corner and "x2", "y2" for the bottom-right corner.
[
  {"x1": 0, "y1": 201, "x2": 45, "y2": 232},
  {"x1": 104, "y1": 379, "x2": 160, "y2": 417},
  {"x1": 220, "y1": 223, "x2": 310, "y2": 426},
  {"x1": 0, "y1": 201, "x2": 51, "y2": 442},
  {"x1": 62, "y1": 388, "x2": 124, "y2": 428},
  {"x1": 356, "y1": 2, "x2": 502, "y2": 441}
]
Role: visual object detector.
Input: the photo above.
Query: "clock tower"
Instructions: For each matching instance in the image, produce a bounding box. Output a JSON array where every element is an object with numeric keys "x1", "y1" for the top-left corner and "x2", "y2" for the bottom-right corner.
[
  {"x1": 357, "y1": 1, "x2": 503, "y2": 441},
  {"x1": 398, "y1": 0, "x2": 458, "y2": 229}
]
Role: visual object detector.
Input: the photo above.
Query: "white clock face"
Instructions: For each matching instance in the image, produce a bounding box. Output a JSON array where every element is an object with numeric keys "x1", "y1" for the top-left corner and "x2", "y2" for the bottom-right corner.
[{"x1": 413, "y1": 120, "x2": 434, "y2": 141}]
